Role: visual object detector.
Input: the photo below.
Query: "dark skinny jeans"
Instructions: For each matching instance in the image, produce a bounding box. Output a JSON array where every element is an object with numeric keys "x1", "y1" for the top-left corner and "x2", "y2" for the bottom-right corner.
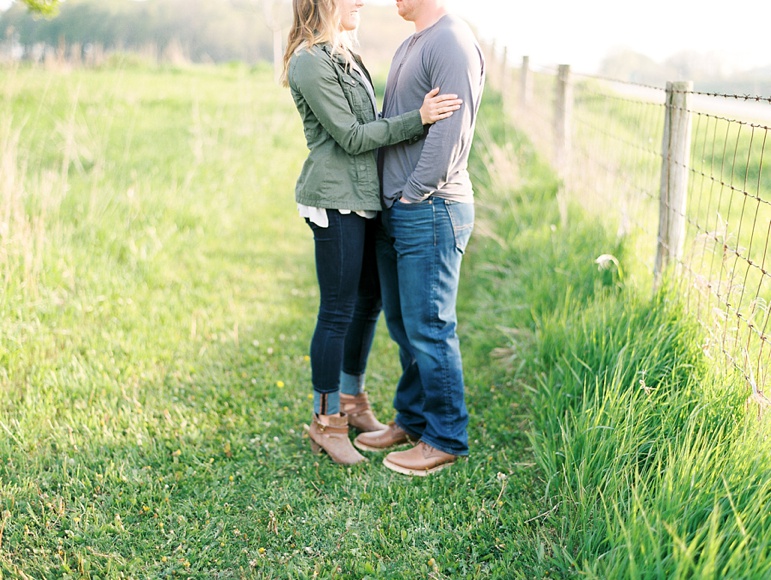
[{"x1": 306, "y1": 211, "x2": 381, "y2": 395}]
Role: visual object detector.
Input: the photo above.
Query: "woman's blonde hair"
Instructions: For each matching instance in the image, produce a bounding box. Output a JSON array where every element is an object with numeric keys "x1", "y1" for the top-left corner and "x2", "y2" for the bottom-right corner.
[{"x1": 281, "y1": 0, "x2": 357, "y2": 87}]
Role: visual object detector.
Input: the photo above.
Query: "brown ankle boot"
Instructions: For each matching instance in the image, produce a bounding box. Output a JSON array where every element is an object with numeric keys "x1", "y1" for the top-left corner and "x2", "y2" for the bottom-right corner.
[
  {"x1": 353, "y1": 421, "x2": 416, "y2": 452},
  {"x1": 340, "y1": 392, "x2": 388, "y2": 433},
  {"x1": 308, "y1": 413, "x2": 367, "y2": 465},
  {"x1": 383, "y1": 441, "x2": 458, "y2": 476}
]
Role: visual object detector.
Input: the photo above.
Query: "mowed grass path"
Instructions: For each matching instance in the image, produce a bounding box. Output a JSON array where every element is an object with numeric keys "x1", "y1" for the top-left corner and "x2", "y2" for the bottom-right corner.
[{"x1": 0, "y1": 64, "x2": 554, "y2": 578}]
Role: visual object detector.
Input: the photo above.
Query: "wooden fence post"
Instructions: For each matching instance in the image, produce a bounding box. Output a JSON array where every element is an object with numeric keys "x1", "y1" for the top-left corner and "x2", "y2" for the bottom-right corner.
[
  {"x1": 554, "y1": 64, "x2": 572, "y2": 225},
  {"x1": 520, "y1": 55, "x2": 531, "y2": 110},
  {"x1": 654, "y1": 80, "x2": 693, "y2": 285},
  {"x1": 272, "y1": 28, "x2": 283, "y2": 84},
  {"x1": 487, "y1": 40, "x2": 498, "y2": 89},
  {"x1": 499, "y1": 46, "x2": 508, "y2": 100}
]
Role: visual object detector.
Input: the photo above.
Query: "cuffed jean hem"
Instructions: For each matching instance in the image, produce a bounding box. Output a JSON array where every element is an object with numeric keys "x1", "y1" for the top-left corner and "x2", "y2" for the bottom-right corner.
[
  {"x1": 339, "y1": 371, "x2": 365, "y2": 396},
  {"x1": 313, "y1": 390, "x2": 340, "y2": 415}
]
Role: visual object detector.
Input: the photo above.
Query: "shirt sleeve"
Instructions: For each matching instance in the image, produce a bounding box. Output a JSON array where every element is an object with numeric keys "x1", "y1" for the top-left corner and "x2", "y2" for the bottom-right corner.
[
  {"x1": 290, "y1": 49, "x2": 424, "y2": 156},
  {"x1": 400, "y1": 33, "x2": 484, "y2": 202}
]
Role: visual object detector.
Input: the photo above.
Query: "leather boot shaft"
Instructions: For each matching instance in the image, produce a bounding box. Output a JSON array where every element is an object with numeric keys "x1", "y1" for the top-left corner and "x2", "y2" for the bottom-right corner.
[
  {"x1": 308, "y1": 413, "x2": 367, "y2": 465},
  {"x1": 340, "y1": 392, "x2": 388, "y2": 433}
]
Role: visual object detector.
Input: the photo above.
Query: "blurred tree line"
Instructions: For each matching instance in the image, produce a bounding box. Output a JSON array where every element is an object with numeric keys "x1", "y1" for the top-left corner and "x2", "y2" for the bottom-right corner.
[
  {"x1": 1, "y1": 0, "x2": 412, "y2": 71},
  {"x1": 14, "y1": 0, "x2": 60, "y2": 16},
  {"x1": 599, "y1": 47, "x2": 771, "y2": 97},
  {"x1": 2, "y1": 0, "x2": 279, "y2": 63}
]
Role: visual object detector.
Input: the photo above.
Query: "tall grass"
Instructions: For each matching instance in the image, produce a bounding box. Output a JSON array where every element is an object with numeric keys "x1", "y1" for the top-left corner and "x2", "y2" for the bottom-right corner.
[
  {"x1": 528, "y1": 281, "x2": 771, "y2": 577},
  {"x1": 476, "y1": 86, "x2": 771, "y2": 577},
  {"x1": 0, "y1": 118, "x2": 59, "y2": 296}
]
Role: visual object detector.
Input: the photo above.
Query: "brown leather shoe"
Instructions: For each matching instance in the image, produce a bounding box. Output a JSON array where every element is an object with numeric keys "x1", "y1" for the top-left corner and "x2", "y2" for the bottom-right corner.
[
  {"x1": 308, "y1": 413, "x2": 367, "y2": 465},
  {"x1": 353, "y1": 421, "x2": 416, "y2": 452},
  {"x1": 383, "y1": 441, "x2": 457, "y2": 476},
  {"x1": 340, "y1": 392, "x2": 388, "y2": 433}
]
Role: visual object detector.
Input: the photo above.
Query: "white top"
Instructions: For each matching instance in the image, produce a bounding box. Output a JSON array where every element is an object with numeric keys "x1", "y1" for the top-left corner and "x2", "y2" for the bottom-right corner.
[{"x1": 298, "y1": 204, "x2": 376, "y2": 227}]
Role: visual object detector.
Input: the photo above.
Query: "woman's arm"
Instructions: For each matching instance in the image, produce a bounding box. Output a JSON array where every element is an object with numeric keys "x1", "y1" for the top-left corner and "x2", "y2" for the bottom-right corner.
[{"x1": 290, "y1": 49, "x2": 459, "y2": 156}]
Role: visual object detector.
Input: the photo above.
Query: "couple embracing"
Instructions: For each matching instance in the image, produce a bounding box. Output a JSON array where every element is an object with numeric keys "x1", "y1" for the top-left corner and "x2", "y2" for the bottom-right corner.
[{"x1": 281, "y1": 0, "x2": 485, "y2": 476}]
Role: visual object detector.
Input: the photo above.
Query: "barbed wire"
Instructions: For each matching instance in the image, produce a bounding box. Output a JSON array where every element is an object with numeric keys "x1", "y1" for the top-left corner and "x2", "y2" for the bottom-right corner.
[{"x1": 684, "y1": 91, "x2": 771, "y2": 104}]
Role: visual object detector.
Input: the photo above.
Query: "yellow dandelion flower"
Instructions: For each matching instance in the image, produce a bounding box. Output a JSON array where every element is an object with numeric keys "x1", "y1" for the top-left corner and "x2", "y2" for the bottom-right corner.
[{"x1": 276, "y1": 381, "x2": 285, "y2": 388}]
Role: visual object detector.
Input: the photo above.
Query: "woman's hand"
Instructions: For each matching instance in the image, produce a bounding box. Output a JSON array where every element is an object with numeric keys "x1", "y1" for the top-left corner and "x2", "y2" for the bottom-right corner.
[{"x1": 419, "y1": 87, "x2": 463, "y2": 125}]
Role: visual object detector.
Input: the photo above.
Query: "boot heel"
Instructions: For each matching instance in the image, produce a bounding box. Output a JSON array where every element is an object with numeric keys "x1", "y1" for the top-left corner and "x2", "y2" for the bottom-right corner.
[{"x1": 309, "y1": 439, "x2": 323, "y2": 455}]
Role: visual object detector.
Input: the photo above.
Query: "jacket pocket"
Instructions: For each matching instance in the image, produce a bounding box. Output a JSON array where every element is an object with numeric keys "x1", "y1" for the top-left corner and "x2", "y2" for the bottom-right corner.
[
  {"x1": 339, "y1": 74, "x2": 367, "y2": 122},
  {"x1": 352, "y1": 151, "x2": 375, "y2": 192}
]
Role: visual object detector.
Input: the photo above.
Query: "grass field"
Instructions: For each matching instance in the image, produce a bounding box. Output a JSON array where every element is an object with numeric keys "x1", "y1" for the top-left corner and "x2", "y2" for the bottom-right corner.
[
  {"x1": 0, "y1": 62, "x2": 557, "y2": 578},
  {"x1": 2, "y1": 62, "x2": 771, "y2": 579}
]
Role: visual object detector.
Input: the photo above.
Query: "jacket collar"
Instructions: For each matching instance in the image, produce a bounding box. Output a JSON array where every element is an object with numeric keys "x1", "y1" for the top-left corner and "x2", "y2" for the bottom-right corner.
[
  {"x1": 320, "y1": 44, "x2": 350, "y2": 67},
  {"x1": 318, "y1": 43, "x2": 374, "y2": 91}
]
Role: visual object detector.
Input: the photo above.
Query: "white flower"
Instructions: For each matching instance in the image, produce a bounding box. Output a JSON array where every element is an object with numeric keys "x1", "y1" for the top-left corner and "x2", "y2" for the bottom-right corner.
[{"x1": 595, "y1": 253, "x2": 620, "y2": 271}]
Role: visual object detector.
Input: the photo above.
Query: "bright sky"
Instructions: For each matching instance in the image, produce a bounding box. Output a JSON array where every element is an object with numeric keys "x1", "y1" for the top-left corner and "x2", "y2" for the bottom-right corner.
[
  {"x1": 374, "y1": 0, "x2": 771, "y2": 74},
  {"x1": 2, "y1": 0, "x2": 769, "y2": 74}
]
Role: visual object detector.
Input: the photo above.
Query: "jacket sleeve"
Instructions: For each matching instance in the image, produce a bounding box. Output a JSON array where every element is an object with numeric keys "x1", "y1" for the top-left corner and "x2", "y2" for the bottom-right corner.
[{"x1": 290, "y1": 49, "x2": 424, "y2": 156}]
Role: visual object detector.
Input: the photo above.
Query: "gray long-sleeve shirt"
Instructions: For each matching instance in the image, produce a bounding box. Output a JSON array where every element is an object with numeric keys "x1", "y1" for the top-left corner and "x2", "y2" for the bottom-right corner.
[{"x1": 380, "y1": 14, "x2": 486, "y2": 207}]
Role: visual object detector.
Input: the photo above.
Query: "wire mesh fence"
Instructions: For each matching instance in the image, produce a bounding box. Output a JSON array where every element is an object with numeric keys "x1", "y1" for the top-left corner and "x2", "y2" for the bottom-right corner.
[{"x1": 488, "y1": 50, "x2": 771, "y2": 412}]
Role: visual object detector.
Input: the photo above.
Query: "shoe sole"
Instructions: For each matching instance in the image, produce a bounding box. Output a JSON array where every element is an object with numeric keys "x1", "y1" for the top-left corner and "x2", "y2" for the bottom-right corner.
[
  {"x1": 382, "y1": 456, "x2": 456, "y2": 476},
  {"x1": 353, "y1": 438, "x2": 414, "y2": 453}
]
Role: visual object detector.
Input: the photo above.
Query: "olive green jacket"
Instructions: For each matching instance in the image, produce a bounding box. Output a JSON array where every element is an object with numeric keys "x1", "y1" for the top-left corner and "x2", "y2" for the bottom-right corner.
[{"x1": 288, "y1": 44, "x2": 425, "y2": 211}]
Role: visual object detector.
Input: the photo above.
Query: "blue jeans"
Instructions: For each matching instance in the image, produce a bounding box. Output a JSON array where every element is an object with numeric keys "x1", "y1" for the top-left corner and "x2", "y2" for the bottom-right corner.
[
  {"x1": 376, "y1": 198, "x2": 474, "y2": 456},
  {"x1": 307, "y1": 212, "x2": 381, "y2": 395}
]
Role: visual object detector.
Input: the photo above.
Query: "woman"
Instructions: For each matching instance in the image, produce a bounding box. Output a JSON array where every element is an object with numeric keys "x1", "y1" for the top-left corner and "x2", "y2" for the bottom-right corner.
[{"x1": 282, "y1": 0, "x2": 461, "y2": 464}]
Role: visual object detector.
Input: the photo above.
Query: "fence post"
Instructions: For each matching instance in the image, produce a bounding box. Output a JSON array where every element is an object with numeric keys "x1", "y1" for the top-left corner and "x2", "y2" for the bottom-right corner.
[
  {"x1": 554, "y1": 64, "x2": 572, "y2": 225},
  {"x1": 499, "y1": 46, "x2": 508, "y2": 100},
  {"x1": 272, "y1": 27, "x2": 283, "y2": 84},
  {"x1": 654, "y1": 80, "x2": 693, "y2": 285},
  {"x1": 520, "y1": 56, "x2": 531, "y2": 110},
  {"x1": 487, "y1": 40, "x2": 498, "y2": 89}
]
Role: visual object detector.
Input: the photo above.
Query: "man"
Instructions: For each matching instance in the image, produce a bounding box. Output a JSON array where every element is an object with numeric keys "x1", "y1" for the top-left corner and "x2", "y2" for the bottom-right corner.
[{"x1": 353, "y1": 0, "x2": 485, "y2": 475}]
